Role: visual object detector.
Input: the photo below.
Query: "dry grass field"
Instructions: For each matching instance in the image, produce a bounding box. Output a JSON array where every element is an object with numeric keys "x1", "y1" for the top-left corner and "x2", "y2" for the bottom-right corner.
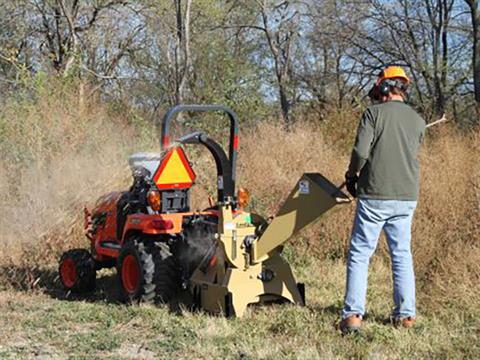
[{"x1": 0, "y1": 85, "x2": 479, "y2": 358}]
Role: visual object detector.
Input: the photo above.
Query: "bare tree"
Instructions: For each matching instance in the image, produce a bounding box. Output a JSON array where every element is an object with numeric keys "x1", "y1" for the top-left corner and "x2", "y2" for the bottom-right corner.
[
  {"x1": 31, "y1": 0, "x2": 127, "y2": 76},
  {"x1": 173, "y1": 0, "x2": 193, "y2": 105},
  {"x1": 339, "y1": 0, "x2": 468, "y2": 118},
  {"x1": 226, "y1": 0, "x2": 300, "y2": 126},
  {"x1": 299, "y1": 0, "x2": 371, "y2": 112},
  {"x1": 134, "y1": 0, "x2": 192, "y2": 110},
  {"x1": 256, "y1": 0, "x2": 299, "y2": 125},
  {"x1": 465, "y1": 0, "x2": 480, "y2": 121},
  {"x1": 0, "y1": 0, "x2": 142, "y2": 87},
  {"x1": 1, "y1": 0, "x2": 477, "y2": 125},
  {"x1": 0, "y1": 2, "x2": 32, "y2": 93}
]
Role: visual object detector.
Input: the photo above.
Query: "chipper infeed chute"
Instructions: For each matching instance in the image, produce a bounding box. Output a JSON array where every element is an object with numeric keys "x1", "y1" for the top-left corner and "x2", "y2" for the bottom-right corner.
[
  {"x1": 250, "y1": 173, "x2": 350, "y2": 263},
  {"x1": 189, "y1": 172, "x2": 350, "y2": 317}
]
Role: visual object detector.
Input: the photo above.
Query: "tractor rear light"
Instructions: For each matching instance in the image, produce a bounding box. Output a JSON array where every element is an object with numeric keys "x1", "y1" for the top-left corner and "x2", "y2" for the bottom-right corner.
[
  {"x1": 237, "y1": 187, "x2": 250, "y2": 210},
  {"x1": 151, "y1": 219, "x2": 174, "y2": 230},
  {"x1": 147, "y1": 190, "x2": 161, "y2": 212}
]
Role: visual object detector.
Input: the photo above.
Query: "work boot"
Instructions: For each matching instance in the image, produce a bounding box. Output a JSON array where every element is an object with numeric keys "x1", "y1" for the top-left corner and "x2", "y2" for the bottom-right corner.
[
  {"x1": 393, "y1": 316, "x2": 416, "y2": 328},
  {"x1": 340, "y1": 314, "x2": 362, "y2": 334}
]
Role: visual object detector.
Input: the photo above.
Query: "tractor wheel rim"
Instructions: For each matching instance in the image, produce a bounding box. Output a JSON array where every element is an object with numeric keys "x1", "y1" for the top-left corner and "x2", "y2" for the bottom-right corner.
[
  {"x1": 60, "y1": 258, "x2": 76, "y2": 288},
  {"x1": 122, "y1": 254, "x2": 140, "y2": 294}
]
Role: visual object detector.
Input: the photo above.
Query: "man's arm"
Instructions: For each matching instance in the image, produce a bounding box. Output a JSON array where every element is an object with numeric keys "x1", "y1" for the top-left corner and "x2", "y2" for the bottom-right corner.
[{"x1": 346, "y1": 109, "x2": 376, "y2": 177}]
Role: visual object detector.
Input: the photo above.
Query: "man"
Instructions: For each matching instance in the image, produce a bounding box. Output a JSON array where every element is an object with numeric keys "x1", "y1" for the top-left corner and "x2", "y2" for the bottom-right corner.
[{"x1": 340, "y1": 66, "x2": 426, "y2": 333}]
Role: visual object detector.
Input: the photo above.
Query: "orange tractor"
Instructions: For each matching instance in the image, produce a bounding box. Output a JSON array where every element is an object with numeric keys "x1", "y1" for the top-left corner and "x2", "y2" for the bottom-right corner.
[
  {"x1": 59, "y1": 105, "x2": 244, "y2": 302},
  {"x1": 59, "y1": 105, "x2": 349, "y2": 316}
]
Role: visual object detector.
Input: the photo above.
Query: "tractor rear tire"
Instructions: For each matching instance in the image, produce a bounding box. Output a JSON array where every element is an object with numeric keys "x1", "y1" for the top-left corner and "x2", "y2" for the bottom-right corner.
[
  {"x1": 151, "y1": 242, "x2": 179, "y2": 303},
  {"x1": 59, "y1": 249, "x2": 96, "y2": 293},
  {"x1": 118, "y1": 238, "x2": 179, "y2": 304}
]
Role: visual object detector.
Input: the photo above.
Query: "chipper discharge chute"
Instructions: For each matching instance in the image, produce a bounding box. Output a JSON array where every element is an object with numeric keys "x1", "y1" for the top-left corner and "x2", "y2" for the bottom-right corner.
[{"x1": 59, "y1": 104, "x2": 349, "y2": 318}]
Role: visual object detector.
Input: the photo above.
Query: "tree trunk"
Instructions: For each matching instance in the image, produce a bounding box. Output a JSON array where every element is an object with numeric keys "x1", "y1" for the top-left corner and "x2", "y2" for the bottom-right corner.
[
  {"x1": 174, "y1": 0, "x2": 192, "y2": 106},
  {"x1": 278, "y1": 80, "x2": 290, "y2": 127},
  {"x1": 178, "y1": 0, "x2": 192, "y2": 103},
  {"x1": 58, "y1": 0, "x2": 78, "y2": 76},
  {"x1": 174, "y1": 0, "x2": 183, "y2": 105},
  {"x1": 467, "y1": 0, "x2": 480, "y2": 124}
]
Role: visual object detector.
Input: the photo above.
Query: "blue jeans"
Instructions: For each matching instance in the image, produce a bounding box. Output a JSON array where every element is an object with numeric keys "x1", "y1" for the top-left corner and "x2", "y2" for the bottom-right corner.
[{"x1": 342, "y1": 199, "x2": 417, "y2": 319}]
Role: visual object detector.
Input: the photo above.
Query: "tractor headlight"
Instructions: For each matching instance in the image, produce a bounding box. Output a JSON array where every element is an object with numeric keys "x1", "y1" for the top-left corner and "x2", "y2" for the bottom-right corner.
[{"x1": 147, "y1": 190, "x2": 161, "y2": 212}]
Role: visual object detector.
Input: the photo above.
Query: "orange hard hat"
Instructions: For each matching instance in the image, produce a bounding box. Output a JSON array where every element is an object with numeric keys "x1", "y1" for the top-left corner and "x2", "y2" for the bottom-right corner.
[{"x1": 376, "y1": 65, "x2": 410, "y2": 86}]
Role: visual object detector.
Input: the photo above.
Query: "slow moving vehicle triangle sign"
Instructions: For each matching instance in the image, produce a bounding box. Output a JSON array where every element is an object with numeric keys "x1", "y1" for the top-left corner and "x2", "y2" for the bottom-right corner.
[{"x1": 153, "y1": 147, "x2": 196, "y2": 189}]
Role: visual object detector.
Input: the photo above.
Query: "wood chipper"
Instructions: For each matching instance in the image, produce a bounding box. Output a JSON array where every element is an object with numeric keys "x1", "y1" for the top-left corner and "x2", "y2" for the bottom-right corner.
[{"x1": 58, "y1": 105, "x2": 350, "y2": 317}]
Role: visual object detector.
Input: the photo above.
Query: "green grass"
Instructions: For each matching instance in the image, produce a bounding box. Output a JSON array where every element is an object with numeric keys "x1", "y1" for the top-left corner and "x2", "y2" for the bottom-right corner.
[{"x1": 0, "y1": 256, "x2": 478, "y2": 359}]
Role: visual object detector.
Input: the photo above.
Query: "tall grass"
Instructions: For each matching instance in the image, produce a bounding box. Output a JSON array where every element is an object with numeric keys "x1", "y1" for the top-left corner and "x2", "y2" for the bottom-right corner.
[
  {"x1": 237, "y1": 121, "x2": 480, "y2": 310},
  {"x1": 0, "y1": 82, "x2": 478, "y2": 313},
  {"x1": 0, "y1": 80, "x2": 145, "y2": 268}
]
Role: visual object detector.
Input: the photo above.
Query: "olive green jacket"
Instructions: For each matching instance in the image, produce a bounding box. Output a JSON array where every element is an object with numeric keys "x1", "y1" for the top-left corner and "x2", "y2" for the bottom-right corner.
[{"x1": 347, "y1": 100, "x2": 426, "y2": 200}]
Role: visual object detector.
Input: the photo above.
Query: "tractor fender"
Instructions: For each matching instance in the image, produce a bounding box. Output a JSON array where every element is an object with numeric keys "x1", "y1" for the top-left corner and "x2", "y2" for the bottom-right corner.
[{"x1": 121, "y1": 213, "x2": 184, "y2": 243}]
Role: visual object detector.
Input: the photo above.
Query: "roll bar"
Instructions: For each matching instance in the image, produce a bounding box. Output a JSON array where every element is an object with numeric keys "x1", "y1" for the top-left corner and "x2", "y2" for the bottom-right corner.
[
  {"x1": 178, "y1": 132, "x2": 235, "y2": 202},
  {"x1": 160, "y1": 105, "x2": 239, "y2": 182}
]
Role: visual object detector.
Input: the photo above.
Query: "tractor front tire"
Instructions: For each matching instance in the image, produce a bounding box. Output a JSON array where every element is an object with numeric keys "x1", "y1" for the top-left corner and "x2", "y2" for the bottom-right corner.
[
  {"x1": 59, "y1": 249, "x2": 96, "y2": 293},
  {"x1": 118, "y1": 238, "x2": 179, "y2": 304}
]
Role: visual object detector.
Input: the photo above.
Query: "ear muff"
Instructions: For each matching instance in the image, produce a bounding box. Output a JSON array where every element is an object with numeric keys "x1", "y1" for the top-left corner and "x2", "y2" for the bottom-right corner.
[
  {"x1": 378, "y1": 80, "x2": 390, "y2": 96},
  {"x1": 377, "y1": 79, "x2": 408, "y2": 96}
]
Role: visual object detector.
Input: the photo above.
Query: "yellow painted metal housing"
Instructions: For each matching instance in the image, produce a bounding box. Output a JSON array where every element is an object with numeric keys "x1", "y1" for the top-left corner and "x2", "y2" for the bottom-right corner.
[
  {"x1": 189, "y1": 172, "x2": 350, "y2": 317},
  {"x1": 251, "y1": 173, "x2": 350, "y2": 263}
]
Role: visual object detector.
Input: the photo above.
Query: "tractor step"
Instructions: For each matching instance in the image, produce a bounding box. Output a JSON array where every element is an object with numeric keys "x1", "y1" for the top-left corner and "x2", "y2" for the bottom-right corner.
[
  {"x1": 96, "y1": 241, "x2": 121, "y2": 258},
  {"x1": 99, "y1": 241, "x2": 121, "y2": 250}
]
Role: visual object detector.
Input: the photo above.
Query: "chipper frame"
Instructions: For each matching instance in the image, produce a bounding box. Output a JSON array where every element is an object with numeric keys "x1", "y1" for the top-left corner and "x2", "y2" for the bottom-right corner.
[{"x1": 189, "y1": 173, "x2": 350, "y2": 317}]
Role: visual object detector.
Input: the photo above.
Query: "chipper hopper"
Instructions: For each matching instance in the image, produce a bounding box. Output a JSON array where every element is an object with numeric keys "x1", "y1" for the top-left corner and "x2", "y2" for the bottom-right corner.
[{"x1": 58, "y1": 105, "x2": 350, "y2": 317}]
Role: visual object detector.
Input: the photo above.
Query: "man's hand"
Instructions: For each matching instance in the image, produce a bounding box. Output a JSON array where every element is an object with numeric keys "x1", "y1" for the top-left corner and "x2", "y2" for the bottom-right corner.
[{"x1": 345, "y1": 173, "x2": 358, "y2": 198}]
